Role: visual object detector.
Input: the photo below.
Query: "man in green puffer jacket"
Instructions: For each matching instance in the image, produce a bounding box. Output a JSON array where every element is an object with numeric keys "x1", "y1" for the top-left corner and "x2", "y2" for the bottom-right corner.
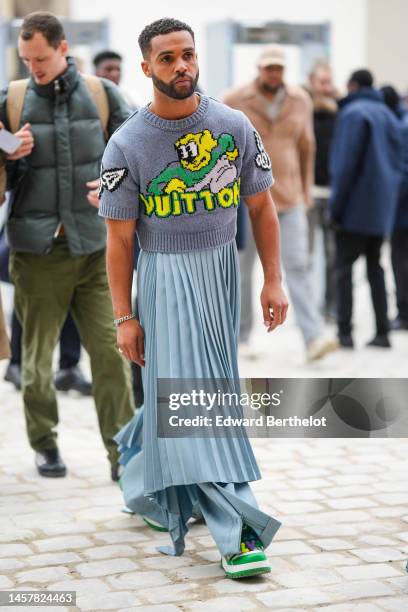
[{"x1": 0, "y1": 11, "x2": 135, "y2": 480}]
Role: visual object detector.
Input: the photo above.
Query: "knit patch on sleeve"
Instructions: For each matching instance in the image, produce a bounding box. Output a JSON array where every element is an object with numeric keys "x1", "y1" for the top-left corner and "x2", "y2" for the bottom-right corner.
[
  {"x1": 254, "y1": 131, "x2": 271, "y2": 171},
  {"x1": 99, "y1": 167, "x2": 129, "y2": 197}
]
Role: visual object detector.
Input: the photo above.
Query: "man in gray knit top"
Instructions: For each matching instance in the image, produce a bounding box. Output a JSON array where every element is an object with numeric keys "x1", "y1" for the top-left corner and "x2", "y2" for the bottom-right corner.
[{"x1": 98, "y1": 18, "x2": 288, "y2": 579}]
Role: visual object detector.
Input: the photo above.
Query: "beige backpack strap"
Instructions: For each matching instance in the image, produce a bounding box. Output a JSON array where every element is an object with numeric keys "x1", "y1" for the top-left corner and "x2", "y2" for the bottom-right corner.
[
  {"x1": 82, "y1": 74, "x2": 109, "y2": 140},
  {"x1": 6, "y1": 79, "x2": 29, "y2": 134}
]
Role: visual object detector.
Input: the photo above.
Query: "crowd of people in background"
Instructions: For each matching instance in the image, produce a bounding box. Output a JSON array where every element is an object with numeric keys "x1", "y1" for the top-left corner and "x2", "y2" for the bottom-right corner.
[
  {"x1": 1, "y1": 37, "x2": 408, "y2": 401},
  {"x1": 226, "y1": 45, "x2": 408, "y2": 358}
]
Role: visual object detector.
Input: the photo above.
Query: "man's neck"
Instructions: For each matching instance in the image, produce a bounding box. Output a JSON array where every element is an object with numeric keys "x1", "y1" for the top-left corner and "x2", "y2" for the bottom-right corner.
[{"x1": 149, "y1": 90, "x2": 200, "y2": 120}]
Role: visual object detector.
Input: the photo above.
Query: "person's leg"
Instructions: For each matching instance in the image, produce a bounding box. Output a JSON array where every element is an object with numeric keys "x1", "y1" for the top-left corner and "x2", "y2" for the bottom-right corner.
[
  {"x1": 334, "y1": 231, "x2": 363, "y2": 338},
  {"x1": 10, "y1": 310, "x2": 22, "y2": 365},
  {"x1": 391, "y1": 228, "x2": 408, "y2": 323},
  {"x1": 195, "y1": 482, "x2": 281, "y2": 578},
  {"x1": 9, "y1": 245, "x2": 74, "y2": 451},
  {"x1": 56, "y1": 310, "x2": 92, "y2": 396},
  {"x1": 70, "y1": 248, "x2": 135, "y2": 468},
  {"x1": 239, "y1": 227, "x2": 258, "y2": 343},
  {"x1": 59, "y1": 311, "x2": 81, "y2": 369},
  {"x1": 279, "y1": 206, "x2": 322, "y2": 344},
  {"x1": 4, "y1": 310, "x2": 23, "y2": 390},
  {"x1": 365, "y1": 235, "x2": 389, "y2": 336}
]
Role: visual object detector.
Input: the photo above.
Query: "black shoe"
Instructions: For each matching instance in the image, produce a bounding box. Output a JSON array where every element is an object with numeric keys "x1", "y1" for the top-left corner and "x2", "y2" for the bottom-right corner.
[
  {"x1": 338, "y1": 334, "x2": 354, "y2": 348},
  {"x1": 35, "y1": 448, "x2": 66, "y2": 478},
  {"x1": 55, "y1": 366, "x2": 92, "y2": 396},
  {"x1": 367, "y1": 334, "x2": 391, "y2": 348},
  {"x1": 4, "y1": 363, "x2": 21, "y2": 390},
  {"x1": 390, "y1": 317, "x2": 408, "y2": 331},
  {"x1": 111, "y1": 463, "x2": 123, "y2": 482}
]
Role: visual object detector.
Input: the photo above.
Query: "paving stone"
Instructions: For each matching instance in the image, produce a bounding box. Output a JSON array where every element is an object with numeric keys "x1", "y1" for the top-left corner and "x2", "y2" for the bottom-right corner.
[
  {"x1": 0, "y1": 543, "x2": 32, "y2": 557},
  {"x1": 187, "y1": 596, "x2": 257, "y2": 610},
  {"x1": 386, "y1": 576, "x2": 408, "y2": 592},
  {"x1": 0, "y1": 558, "x2": 25, "y2": 571},
  {"x1": 311, "y1": 538, "x2": 357, "y2": 551},
  {"x1": 39, "y1": 522, "x2": 96, "y2": 536},
  {"x1": 350, "y1": 547, "x2": 407, "y2": 563},
  {"x1": 267, "y1": 541, "x2": 316, "y2": 556},
  {"x1": 325, "y1": 497, "x2": 377, "y2": 510},
  {"x1": 277, "y1": 488, "x2": 326, "y2": 501},
  {"x1": 357, "y1": 535, "x2": 399, "y2": 546},
  {"x1": 140, "y1": 582, "x2": 199, "y2": 604},
  {"x1": 95, "y1": 530, "x2": 149, "y2": 544},
  {"x1": 173, "y1": 563, "x2": 224, "y2": 580},
  {"x1": 0, "y1": 576, "x2": 13, "y2": 588},
  {"x1": 273, "y1": 568, "x2": 341, "y2": 588},
  {"x1": 142, "y1": 555, "x2": 194, "y2": 570},
  {"x1": 325, "y1": 486, "x2": 374, "y2": 498},
  {"x1": 0, "y1": 528, "x2": 36, "y2": 542},
  {"x1": 303, "y1": 524, "x2": 359, "y2": 537},
  {"x1": 213, "y1": 577, "x2": 272, "y2": 595},
  {"x1": 371, "y1": 505, "x2": 407, "y2": 518},
  {"x1": 76, "y1": 558, "x2": 139, "y2": 578},
  {"x1": 292, "y1": 552, "x2": 359, "y2": 569},
  {"x1": 272, "y1": 501, "x2": 325, "y2": 514},
  {"x1": 1, "y1": 355, "x2": 408, "y2": 612},
  {"x1": 27, "y1": 552, "x2": 82, "y2": 567},
  {"x1": 83, "y1": 545, "x2": 138, "y2": 560},
  {"x1": 16, "y1": 566, "x2": 72, "y2": 583},
  {"x1": 324, "y1": 579, "x2": 396, "y2": 600},
  {"x1": 373, "y1": 493, "x2": 408, "y2": 505},
  {"x1": 375, "y1": 596, "x2": 408, "y2": 610},
  {"x1": 107, "y1": 570, "x2": 171, "y2": 589},
  {"x1": 396, "y1": 531, "x2": 408, "y2": 543},
  {"x1": 336, "y1": 563, "x2": 402, "y2": 580},
  {"x1": 34, "y1": 535, "x2": 92, "y2": 552},
  {"x1": 284, "y1": 513, "x2": 369, "y2": 529},
  {"x1": 76, "y1": 591, "x2": 141, "y2": 610},
  {"x1": 318, "y1": 604, "x2": 384, "y2": 611},
  {"x1": 47, "y1": 578, "x2": 111, "y2": 595},
  {"x1": 257, "y1": 586, "x2": 334, "y2": 607}
]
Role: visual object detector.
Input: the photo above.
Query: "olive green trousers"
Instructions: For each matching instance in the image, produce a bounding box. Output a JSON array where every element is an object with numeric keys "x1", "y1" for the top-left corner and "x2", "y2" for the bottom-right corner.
[{"x1": 9, "y1": 237, "x2": 135, "y2": 465}]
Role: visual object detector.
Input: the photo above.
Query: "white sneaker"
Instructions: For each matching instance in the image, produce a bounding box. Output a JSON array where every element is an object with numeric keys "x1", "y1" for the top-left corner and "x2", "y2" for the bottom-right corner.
[{"x1": 306, "y1": 336, "x2": 339, "y2": 362}]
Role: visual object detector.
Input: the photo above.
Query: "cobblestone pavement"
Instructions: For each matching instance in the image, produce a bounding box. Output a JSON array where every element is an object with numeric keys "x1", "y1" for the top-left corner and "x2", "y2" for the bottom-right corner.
[
  {"x1": 1, "y1": 252, "x2": 408, "y2": 611},
  {"x1": 0, "y1": 373, "x2": 407, "y2": 611}
]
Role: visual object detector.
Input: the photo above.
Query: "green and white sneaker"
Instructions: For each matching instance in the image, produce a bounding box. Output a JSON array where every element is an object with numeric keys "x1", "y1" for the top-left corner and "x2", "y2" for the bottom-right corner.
[
  {"x1": 221, "y1": 526, "x2": 271, "y2": 579},
  {"x1": 142, "y1": 516, "x2": 169, "y2": 532}
]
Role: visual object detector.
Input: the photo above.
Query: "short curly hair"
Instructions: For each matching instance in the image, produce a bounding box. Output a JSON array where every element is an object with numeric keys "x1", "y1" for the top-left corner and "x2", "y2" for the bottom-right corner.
[{"x1": 139, "y1": 18, "x2": 195, "y2": 59}]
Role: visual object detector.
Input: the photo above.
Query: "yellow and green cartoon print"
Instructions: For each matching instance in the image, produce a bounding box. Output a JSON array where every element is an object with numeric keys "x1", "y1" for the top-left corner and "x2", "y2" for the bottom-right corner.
[{"x1": 140, "y1": 130, "x2": 241, "y2": 218}]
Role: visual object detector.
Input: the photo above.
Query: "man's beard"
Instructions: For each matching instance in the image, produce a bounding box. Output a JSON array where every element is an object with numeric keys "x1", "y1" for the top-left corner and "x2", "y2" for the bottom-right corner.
[
  {"x1": 152, "y1": 70, "x2": 199, "y2": 100},
  {"x1": 260, "y1": 81, "x2": 281, "y2": 94}
]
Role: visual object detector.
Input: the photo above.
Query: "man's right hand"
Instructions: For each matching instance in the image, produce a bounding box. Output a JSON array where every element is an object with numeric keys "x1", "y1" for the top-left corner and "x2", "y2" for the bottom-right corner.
[
  {"x1": 5, "y1": 123, "x2": 34, "y2": 160},
  {"x1": 116, "y1": 318, "x2": 145, "y2": 367}
]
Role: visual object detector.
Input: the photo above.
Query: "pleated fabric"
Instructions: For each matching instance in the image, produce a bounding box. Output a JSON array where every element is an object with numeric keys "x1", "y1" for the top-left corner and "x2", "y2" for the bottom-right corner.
[{"x1": 115, "y1": 240, "x2": 281, "y2": 556}]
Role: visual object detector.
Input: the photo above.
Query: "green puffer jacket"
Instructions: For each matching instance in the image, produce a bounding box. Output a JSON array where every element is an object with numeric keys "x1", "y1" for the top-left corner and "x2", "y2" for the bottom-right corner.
[{"x1": 0, "y1": 57, "x2": 131, "y2": 255}]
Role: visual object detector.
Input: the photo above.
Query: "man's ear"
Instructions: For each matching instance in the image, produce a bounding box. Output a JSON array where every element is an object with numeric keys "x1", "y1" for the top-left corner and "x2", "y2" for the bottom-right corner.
[
  {"x1": 141, "y1": 60, "x2": 152, "y2": 78},
  {"x1": 60, "y1": 39, "x2": 69, "y2": 56}
]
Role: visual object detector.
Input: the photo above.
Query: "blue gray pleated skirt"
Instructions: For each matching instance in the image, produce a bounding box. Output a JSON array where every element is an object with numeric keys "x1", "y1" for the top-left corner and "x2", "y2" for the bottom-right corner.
[{"x1": 115, "y1": 240, "x2": 281, "y2": 556}]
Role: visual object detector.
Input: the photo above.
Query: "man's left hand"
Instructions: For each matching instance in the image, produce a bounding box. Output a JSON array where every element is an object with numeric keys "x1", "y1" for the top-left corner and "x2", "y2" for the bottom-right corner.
[
  {"x1": 86, "y1": 179, "x2": 100, "y2": 208},
  {"x1": 260, "y1": 281, "x2": 289, "y2": 333}
]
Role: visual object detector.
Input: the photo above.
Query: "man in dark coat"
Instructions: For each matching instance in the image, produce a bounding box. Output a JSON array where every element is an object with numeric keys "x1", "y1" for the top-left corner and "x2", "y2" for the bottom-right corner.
[
  {"x1": 391, "y1": 116, "x2": 408, "y2": 330},
  {"x1": 329, "y1": 69, "x2": 402, "y2": 348}
]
